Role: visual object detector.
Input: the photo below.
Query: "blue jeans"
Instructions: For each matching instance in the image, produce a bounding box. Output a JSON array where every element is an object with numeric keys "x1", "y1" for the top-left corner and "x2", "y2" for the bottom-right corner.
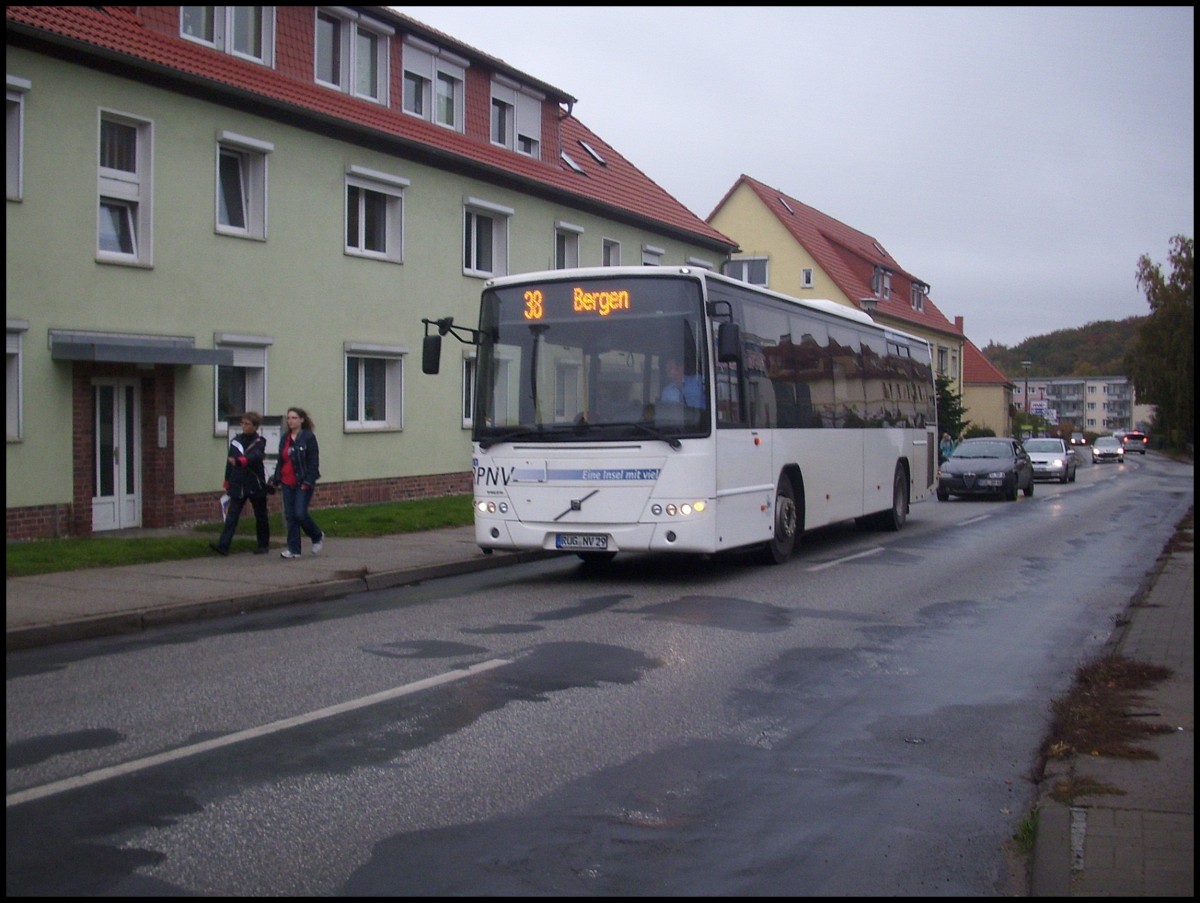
[
  {"x1": 280, "y1": 484, "x2": 322, "y2": 554},
  {"x1": 217, "y1": 493, "x2": 270, "y2": 552}
]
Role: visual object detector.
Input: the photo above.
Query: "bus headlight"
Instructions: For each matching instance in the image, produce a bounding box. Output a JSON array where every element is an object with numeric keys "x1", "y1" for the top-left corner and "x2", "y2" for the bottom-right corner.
[
  {"x1": 475, "y1": 500, "x2": 509, "y2": 514},
  {"x1": 651, "y1": 501, "x2": 706, "y2": 518}
]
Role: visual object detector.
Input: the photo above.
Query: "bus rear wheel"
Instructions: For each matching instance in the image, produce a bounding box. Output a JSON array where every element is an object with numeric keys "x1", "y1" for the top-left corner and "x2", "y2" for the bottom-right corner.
[{"x1": 760, "y1": 479, "x2": 798, "y2": 564}]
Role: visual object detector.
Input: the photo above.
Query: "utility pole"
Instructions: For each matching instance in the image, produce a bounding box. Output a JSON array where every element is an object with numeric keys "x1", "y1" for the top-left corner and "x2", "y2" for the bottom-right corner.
[{"x1": 1021, "y1": 361, "x2": 1032, "y2": 437}]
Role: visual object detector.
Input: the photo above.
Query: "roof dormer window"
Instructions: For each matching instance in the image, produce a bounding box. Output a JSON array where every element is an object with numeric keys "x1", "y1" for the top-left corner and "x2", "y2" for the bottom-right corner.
[
  {"x1": 910, "y1": 282, "x2": 927, "y2": 312},
  {"x1": 402, "y1": 38, "x2": 467, "y2": 132},
  {"x1": 315, "y1": 8, "x2": 392, "y2": 103},
  {"x1": 871, "y1": 266, "x2": 892, "y2": 299},
  {"x1": 181, "y1": 6, "x2": 275, "y2": 67},
  {"x1": 491, "y1": 76, "x2": 542, "y2": 159}
]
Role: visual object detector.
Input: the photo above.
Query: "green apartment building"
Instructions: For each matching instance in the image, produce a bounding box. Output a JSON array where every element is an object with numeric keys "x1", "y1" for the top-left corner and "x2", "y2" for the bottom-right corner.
[{"x1": 6, "y1": 6, "x2": 735, "y2": 538}]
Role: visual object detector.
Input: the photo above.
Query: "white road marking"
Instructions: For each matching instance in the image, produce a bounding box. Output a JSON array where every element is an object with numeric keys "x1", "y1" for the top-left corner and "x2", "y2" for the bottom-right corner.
[
  {"x1": 806, "y1": 546, "x2": 884, "y2": 572},
  {"x1": 6, "y1": 658, "x2": 511, "y2": 808}
]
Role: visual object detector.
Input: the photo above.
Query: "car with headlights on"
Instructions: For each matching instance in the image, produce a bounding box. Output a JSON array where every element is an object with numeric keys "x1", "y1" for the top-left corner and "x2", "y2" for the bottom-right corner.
[
  {"x1": 1024, "y1": 436, "x2": 1078, "y2": 483},
  {"x1": 1091, "y1": 436, "x2": 1124, "y2": 463},
  {"x1": 936, "y1": 437, "x2": 1034, "y2": 501},
  {"x1": 1070, "y1": 432, "x2": 1087, "y2": 447},
  {"x1": 1121, "y1": 430, "x2": 1149, "y2": 454}
]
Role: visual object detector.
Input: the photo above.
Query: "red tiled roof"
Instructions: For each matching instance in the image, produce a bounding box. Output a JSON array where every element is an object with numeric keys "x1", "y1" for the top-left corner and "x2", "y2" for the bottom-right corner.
[
  {"x1": 6, "y1": 5, "x2": 734, "y2": 250},
  {"x1": 716, "y1": 174, "x2": 962, "y2": 338},
  {"x1": 963, "y1": 336, "x2": 1012, "y2": 386}
]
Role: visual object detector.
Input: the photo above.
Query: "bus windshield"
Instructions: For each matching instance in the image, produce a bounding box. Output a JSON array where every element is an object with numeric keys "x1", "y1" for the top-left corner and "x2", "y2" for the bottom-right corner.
[{"x1": 474, "y1": 274, "x2": 710, "y2": 444}]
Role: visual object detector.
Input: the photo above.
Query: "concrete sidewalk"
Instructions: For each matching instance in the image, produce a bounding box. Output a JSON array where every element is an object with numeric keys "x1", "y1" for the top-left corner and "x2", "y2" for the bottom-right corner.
[
  {"x1": 5, "y1": 521, "x2": 1194, "y2": 896},
  {"x1": 1029, "y1": 527, "x2": 1194, "y2": 896},
  {"x1": 5, "y1": 526, "x2": 552, "y2": 651}
]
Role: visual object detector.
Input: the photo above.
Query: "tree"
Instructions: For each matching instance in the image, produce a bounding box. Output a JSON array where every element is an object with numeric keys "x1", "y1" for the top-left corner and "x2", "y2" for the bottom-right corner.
[
  {"x1": 935, "y1": 374, "x2": 967, "y2": 440},
  {"x1": 1125, "y1": 235, "x2": 1194, "y2": 450}
]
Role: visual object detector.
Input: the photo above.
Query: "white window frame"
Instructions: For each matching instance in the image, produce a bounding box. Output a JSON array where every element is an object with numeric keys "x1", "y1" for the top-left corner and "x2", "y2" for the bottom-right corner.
[
  {"x1": 726, "y1": 256, "x2": 767, "y2": 285},
  {"x1": 7, "y1": 319, "x2": 28, "y2": 441},
  {"x1": 554, "y1": 221, "x2": 583, "y2": 269},
  {"x1": 641, "y1": 244, "x2": 665, "y2": 267},
  {"x1": 97, "y1": 109, "x2": 153, "y2": 267},
  {"x1": 490, "y1": 77, "x2": 542, "y2": 158},
  {"x1": 463, "y1": 197, "x2": 512, "y2": 278},
  {"x1": 344, "y1": 342, "x2": 405, "y2": 431},
  {"x1": 7, "y1": 76, "x2": 30, "y2": 201},
  {"x1": 344, "y1": 165, "x2": 408, "y2": 263},
  {"x1": 602, "y1": 239, "x2": 621, "y2": 267},
  {"x1": 801, "y1": 267, "x2": 815, "y2": 289},
  {"x1": 213, "y1": 333, "x2": 272, "y2": 436},
  {"x1": 180, "y1": 6, "x2": 276, "y2": 66},
  {"x1": 402, "y1": 38, "x2": 467, "y2": 131},
  {"x1": 314, "y1": 8, "x2": 392, "y2": 103},
  {"x1": 215, "y1": 130, "x2": 272, "y2": 239}
]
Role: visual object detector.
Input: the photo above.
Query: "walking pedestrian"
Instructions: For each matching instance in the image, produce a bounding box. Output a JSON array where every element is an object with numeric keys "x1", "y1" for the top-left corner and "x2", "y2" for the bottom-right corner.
[
  {"x1": 210, "y1": 412, "x2": 271, "y2": 556},
  {"x1": 272, "y1": 406, "x2": 324, "y2": 559}
]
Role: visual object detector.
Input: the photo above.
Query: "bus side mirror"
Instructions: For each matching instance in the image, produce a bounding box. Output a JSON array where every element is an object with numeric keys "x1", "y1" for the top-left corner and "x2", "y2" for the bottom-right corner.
[
  {"x1": 717, "y1": 322, "x2": 741, "y2": 363},
  {"x1": 422, "y1": 334, "x2": 442, "y2": 375}
]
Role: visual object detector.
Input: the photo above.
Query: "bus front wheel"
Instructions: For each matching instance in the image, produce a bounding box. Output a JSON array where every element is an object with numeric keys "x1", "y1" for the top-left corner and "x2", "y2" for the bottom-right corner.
[
  {"x1": 760, "y1": 479, "x2": 798, "y2": 564},
  {"x1": 878, "y1": 465, "x2": 908, "y2": 531}
]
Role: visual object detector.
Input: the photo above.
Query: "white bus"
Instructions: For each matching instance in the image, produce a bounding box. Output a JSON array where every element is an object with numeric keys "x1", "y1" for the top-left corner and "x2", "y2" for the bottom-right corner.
[{"x1": 422, "y1": 266, "x2": 937, "y2": 564}]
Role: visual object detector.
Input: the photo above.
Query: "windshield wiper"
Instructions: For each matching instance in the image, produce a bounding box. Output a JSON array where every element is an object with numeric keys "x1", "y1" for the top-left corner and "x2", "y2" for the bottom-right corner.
[{"x1": 626, "y1": 421, "x2": 683, "y2": 449}]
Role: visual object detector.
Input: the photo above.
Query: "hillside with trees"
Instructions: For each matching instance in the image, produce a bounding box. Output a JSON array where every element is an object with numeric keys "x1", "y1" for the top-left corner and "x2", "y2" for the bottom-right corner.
[
  {"x1": 981, "y1": 235, "x2": 1192, "y2": 450},
  {"x1": 980, "y1": 317, "x2": 1144, "y2": 379}
]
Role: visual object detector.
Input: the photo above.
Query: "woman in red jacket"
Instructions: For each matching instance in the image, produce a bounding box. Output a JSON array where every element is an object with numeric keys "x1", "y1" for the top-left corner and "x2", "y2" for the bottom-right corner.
[{"x1": 272, "y1": 406, "x2": 325, "y2": 559}]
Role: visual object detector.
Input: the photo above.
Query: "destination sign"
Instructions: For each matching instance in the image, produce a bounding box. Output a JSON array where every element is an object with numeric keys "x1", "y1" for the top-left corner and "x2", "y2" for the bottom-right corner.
[{"x1": 522, "y1": 286, "x2": 633, "y2": 320}]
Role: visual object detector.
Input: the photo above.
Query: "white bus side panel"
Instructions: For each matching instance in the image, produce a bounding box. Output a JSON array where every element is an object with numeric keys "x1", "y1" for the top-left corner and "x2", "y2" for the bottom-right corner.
[{"x1": 714, "y1": 429, "x2": 776, "y2": 551}]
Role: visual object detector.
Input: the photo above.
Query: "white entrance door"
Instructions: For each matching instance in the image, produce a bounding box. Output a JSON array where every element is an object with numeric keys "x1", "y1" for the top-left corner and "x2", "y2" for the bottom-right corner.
[{"x1": 92, "y1": 379, "x2": 141, "y2": 531}]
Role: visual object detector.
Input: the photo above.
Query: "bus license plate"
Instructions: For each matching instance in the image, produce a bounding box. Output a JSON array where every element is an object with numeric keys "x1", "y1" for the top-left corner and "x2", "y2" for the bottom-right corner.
[{"x1": 555, "y1": 533, "x2": 608, "y2": 551}]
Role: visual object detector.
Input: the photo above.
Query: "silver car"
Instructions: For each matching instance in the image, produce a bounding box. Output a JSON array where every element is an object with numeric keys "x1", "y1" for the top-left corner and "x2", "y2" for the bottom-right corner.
[
  {"x1": 1024, "y1": 437, "x2": 1078, "y2": 483},
  {"x1": 1091, "y1": 436, "x2": 1125, "y2": 463}
]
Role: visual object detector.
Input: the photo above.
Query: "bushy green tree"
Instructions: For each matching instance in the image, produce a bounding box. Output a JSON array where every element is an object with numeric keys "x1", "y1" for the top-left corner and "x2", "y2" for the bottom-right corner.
[
  {"x1": 936, "y1": 374, "x2": 967, "y2": 440},
  {"x1": 1126, "y1": 235, "x2": 1193, "y2": 449}
]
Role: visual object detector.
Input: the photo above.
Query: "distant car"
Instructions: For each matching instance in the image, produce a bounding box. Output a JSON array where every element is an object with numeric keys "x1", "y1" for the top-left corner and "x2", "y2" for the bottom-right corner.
[
  {"x1": 1121, "y1": 430, "x2": 1149, "y2": 454},
  {"x1": 1091, "y1": 436, "x2": 1124, "y2": 463},
  {"x1": 1070, "y1": 432, "x2": 1087, "y2": 446},
  {"x1": 1024, "y1": 437, "x2": 1078, "y2": 483},
  {"x1": 937, "y1": 437, "x2": 1034, "y2": 501}
]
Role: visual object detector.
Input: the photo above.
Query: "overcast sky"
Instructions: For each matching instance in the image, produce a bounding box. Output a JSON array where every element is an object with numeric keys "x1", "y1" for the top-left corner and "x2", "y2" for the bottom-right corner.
[{"x1": 400, "y1": 6, "x2": 1194, "y2": 348}]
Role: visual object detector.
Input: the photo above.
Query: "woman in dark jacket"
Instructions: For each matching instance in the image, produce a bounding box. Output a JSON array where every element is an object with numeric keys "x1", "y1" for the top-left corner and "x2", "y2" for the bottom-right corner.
[
  {"x1": 210, "y1": 411, "x2": 271, "y2": 555},
  {"x1": 272, "y1": 406, "x2": 324, "y2": 559}
]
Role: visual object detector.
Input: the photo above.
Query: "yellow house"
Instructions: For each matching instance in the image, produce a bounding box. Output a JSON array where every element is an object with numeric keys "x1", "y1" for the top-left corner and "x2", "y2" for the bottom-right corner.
[
  {"x1": 959, "y1": 324, "x2": 1015, "y2": 437},
  {"x1": 708, "y1": 174, "x2": 965, "y2": 396}
]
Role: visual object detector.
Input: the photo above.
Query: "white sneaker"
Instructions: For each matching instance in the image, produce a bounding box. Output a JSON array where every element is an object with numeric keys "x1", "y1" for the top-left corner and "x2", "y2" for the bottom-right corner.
[
  {"x1": 312, "y1": 533, "x2": 325, "y2": 554},
  {"x1": 280, "y1": 550, "x2": 300, "y2": 559}
]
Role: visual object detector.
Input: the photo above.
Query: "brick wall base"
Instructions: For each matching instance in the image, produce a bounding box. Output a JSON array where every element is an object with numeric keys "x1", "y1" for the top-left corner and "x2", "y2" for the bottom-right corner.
[{"x1": 6, "y1": 471, "x2": 472, "y2": 541}]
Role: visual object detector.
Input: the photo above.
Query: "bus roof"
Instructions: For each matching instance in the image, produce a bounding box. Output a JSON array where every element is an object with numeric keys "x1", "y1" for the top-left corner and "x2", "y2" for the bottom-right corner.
[{"x1": 484, "y1": 266, "x2": 926, "y2": 346}]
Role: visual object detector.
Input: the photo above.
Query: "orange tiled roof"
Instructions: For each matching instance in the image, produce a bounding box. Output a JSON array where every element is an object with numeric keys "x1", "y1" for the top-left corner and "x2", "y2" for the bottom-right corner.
[
  {"x1": 963, "y1": 336, "x2": 1012, "y2": 386},
  {"x1": 716, "y1": 174, "x2": 962, "y2": 338},
  {"x1": 6, "y1": 5, "x2": 734, "y2": 251}
]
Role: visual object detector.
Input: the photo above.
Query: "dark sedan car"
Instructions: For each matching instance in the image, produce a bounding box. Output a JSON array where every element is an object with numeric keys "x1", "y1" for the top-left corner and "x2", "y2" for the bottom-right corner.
[{"x1": 937, "y1": 437, "x2": 1034, "y2": 501}]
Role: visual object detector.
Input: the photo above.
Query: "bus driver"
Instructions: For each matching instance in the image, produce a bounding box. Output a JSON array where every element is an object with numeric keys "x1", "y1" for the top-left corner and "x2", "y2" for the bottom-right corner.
[{"x1": 661, "y1": 357, "x2": 705, "y2": 408}]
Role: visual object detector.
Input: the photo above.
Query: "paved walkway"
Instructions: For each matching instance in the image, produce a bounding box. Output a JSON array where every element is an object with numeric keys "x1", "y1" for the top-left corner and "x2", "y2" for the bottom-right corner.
[{"x1": 6, "y1": 520, "x2": 1194, "y2": 896}]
